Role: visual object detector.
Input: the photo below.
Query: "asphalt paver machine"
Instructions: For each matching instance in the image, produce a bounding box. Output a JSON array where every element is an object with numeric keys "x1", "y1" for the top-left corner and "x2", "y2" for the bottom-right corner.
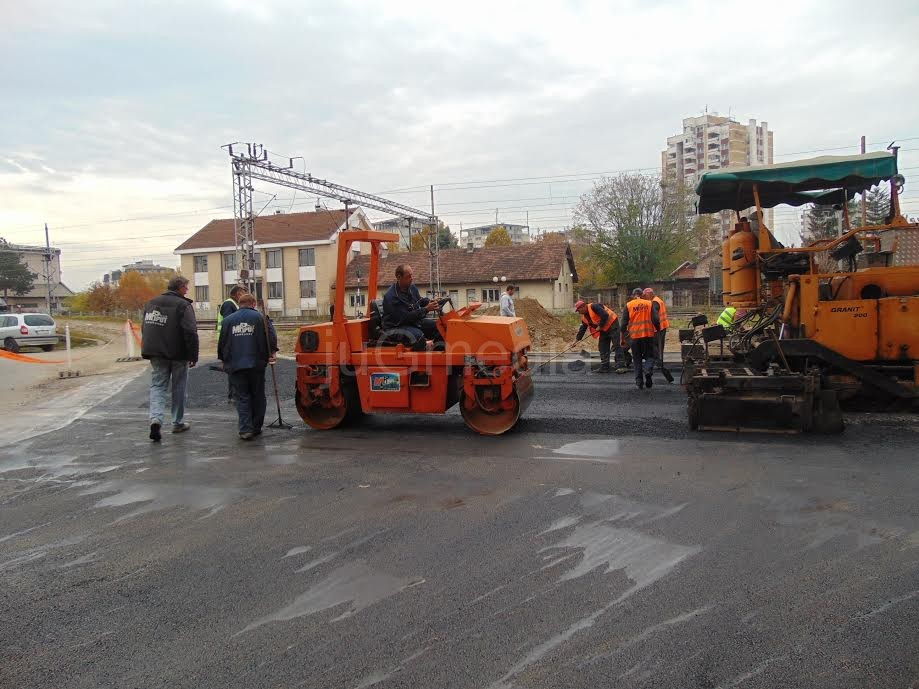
[
  {"x1": 294, "y1": 229, "x2": 534, "y2": 435},
  {"x1": 684, "y1": 150, "x2": 919, "y2": 432}
]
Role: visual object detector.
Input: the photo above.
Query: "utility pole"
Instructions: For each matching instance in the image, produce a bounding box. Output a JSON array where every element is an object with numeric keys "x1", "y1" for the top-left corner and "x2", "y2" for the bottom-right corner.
[
  {"x1": 43, "y1": 223, "x2": 53, "y2": 315},
  {"x1": 860, "y1": 135, "x2": 867, "y2": 227},
  {"x1": 430, "y1": 184, "x2": 438, "y2": 296}
]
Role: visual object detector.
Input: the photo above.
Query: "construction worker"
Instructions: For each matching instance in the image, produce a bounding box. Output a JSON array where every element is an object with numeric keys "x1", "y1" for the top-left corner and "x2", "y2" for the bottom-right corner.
[
  {"x1": 382, "y1": 264, "x2": 444, "y2": 347},
  {"x1": 643, "y1": 288, "x2": 674, "y2": 383},
  {"x1": 574, "y1": 300, "x2": 626, "y2": 373},
  {"x1": 717, "y1": 306, "x2": 737, "y2": 329},
  {"x1": 217, "y1": 293, "x2": 278, "y2": 440},
  {"x1": 620, "y1": 288, "x2": 660, "y2": 389},
  {"x1": 217, "y1": 285, "x2": 246, "y2": 402}
]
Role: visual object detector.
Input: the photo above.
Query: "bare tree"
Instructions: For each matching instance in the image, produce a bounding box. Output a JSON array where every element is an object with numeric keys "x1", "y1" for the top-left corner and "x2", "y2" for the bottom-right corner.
[{"x1": 574, "y1": 173, "x2": 694, "y2": 283}]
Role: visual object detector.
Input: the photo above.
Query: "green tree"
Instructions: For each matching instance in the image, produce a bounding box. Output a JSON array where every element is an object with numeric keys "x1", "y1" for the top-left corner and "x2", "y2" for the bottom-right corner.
[
  {"x1": 0, "y1": 238, "x2": 37, "y2": 303},
  {"x1": 484, "y1": 226, "x2": 512, "y2": 247},
  {"x1": 406, "y1": 221, "x2": 456, "y2": 251},
  {"x1": 865, "y1": 186, "x2": 890, "y2": 225},
  {"x1": 800, "y1": 204, "x2": 840, "y2": 244},
  {"x1": 574, "y1": 173, "x2": 694, "y2": 283}
]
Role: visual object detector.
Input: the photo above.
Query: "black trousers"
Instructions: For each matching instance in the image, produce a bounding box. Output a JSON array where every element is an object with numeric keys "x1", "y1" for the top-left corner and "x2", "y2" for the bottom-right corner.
[
  {"x1": 597, "y1": 325, "x2": 625, "y2": 369},
  {"x1": 230, "y1": 367, "x2": 267, "y2": 434},
  {"x1": 655, "y1": 329, "x2": 670, "y2": 374},
  {"x1": 631, "y1": 337, "x2": 656, "y2": 379}
]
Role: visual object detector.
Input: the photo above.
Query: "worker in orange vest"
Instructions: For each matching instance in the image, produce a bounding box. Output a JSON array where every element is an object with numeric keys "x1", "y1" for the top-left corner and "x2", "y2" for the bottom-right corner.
[
  {"x1": 574, "y1": 300, "x2": 627, "y2": 373},
  {"x1": 643, "y1": 288, "x2": 674, "y2": 383},
  {"x1": 619, "y1": 288, "x2": 660, "y2": 389}
]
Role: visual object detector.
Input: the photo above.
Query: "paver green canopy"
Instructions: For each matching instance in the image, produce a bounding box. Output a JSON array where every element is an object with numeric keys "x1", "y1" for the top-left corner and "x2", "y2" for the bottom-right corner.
[{"x1": 695, "y1": 152, "x2": 898, "y2": 213}]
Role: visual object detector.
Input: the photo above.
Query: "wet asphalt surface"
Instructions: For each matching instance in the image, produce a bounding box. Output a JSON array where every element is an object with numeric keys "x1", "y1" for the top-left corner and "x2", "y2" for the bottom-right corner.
[{"x1": 1, "y1": 360, "x2": 918, "y2": 689}]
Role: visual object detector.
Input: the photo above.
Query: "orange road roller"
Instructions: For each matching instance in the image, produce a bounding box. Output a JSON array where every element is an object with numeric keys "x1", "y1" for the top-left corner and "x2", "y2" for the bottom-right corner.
[{"x1": 294, "y1": 229, "x2": 533, "y2": 435}]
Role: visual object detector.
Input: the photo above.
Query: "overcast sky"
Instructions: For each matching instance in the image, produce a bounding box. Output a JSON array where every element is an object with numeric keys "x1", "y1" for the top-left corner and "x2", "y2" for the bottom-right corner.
[{"x1": 3, "y1": 0, "x2": 918, "y2": 289}]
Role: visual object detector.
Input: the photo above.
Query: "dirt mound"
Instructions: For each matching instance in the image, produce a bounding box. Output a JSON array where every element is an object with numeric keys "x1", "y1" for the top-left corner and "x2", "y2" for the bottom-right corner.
[{"x1": 478, "y1": 297, "x2": 592, "y2": 351}]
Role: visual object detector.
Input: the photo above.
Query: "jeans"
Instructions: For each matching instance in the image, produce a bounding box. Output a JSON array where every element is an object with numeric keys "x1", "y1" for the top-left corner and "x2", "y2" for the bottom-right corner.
[
  {"x1": 149, "y1": 358, "x2": 189, "y2": 426},
  {"x1": 630, "y1": 337, "x2": 656, "y2": 379},
  {"x1": 230, "y1": 367, "x2": 267, "y2": 434}
]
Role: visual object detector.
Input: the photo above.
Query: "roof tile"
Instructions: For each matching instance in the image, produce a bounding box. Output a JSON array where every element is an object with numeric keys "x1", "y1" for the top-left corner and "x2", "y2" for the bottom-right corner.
[{"x1": 174, "y1": 209, "x2": 353, "y2": 251}]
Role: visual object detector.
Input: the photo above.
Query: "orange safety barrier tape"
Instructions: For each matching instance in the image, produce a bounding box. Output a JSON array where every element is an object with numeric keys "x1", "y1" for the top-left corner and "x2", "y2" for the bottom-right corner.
[{"x1": 0, "y1": 349, "x2": 65, "y2": 365}]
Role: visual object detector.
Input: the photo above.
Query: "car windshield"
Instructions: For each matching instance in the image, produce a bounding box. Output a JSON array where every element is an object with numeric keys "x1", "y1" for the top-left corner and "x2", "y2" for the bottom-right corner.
[{"x1": 24, "y1": 315, "x2": 54, "y2": 326}]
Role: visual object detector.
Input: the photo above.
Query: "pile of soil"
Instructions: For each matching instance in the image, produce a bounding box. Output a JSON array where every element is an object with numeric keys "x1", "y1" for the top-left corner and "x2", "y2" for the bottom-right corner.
[{"x1": 478, "y1": 297, "x2": 594, "y2": 352}]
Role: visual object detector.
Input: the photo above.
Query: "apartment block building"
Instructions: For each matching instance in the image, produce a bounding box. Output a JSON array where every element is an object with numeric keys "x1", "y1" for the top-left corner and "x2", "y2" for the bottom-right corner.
[
  {"x1": 663, "y1": 113, "x2": 774, "y2": 235},
  {"x1": 174, "y1": 208, "x2": 372, "y2": 318},
  {"x1": 459, "y1": 223, "x2": 531, "y2": 249},
  {"x1": 0, "y1": 241, "x2": 73, "y2": 312}
]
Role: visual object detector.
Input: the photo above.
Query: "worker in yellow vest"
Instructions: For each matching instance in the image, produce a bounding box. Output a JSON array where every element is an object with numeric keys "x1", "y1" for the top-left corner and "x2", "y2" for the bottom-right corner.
[
  {"x1": 643, "y1": 288, "x2": 674, "y2": 383},
  {"x1": 620, "y1": 288, "x2": 660, "y2": 389}
]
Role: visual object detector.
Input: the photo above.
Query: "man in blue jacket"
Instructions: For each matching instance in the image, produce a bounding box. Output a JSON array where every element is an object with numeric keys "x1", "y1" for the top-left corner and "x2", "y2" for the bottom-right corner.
[
  {"x1": 217, "y1": 294, "x2": 279, "y2": 439},
  {"x1": 382, "y1": 264, "x2": 443, "y2": 345}
]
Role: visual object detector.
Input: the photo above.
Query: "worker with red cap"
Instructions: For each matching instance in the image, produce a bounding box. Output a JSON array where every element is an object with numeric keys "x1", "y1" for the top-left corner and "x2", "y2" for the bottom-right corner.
[
  {"x1": 573, "y1": 300, "x2": 626, "y2": 373},
  {"x1": 642, "y1": 287, "x2": 674, "y2": 383}
]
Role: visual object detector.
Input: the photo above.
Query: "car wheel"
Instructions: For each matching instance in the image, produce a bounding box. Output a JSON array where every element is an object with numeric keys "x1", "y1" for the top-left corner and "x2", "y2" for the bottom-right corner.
[
  {"x1": 4, "y1": 337, "x2": 20, "y2": 353},
  {"x1": 41, "y1": 344, "x2": 56, "y2": 352}
]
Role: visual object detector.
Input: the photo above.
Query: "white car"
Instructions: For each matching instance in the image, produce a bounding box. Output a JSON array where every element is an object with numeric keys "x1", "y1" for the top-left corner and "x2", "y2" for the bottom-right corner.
[{"x1": 0, "y1": 313, "x2": 59, "y2": 353}]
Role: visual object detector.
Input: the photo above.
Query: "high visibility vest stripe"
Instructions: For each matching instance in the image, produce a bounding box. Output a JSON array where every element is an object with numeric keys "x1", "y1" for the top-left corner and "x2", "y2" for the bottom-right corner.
[
  {"x1": 216, "y1": 299, "x2": 238, "y2": 335},
  {"x1": 652, "y1": 296, "x2": 670, "y2": 330},
  {"x1": 626, "y1": 299, "x2": 656, "y2": 339},
  {"x1": 581, "y1": 304, "x2": 617, "y2": 338}
]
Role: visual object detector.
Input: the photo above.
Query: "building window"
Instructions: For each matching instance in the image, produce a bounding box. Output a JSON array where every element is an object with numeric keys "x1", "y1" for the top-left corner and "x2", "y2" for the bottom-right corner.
[
  {"x1": 266, "y1": 250, "x2": 282, "y2": 269},
  {"x1": 482, "y1": 288, "x2": 500, "y2": 303},
  {"x1": 252, "y1": 252, "x2": 261, "y2": 270},
  {"x1": 193, "y1": 255, "x2": 208, "y2": 272},
  {"x1": 300, "y1": 280, "x2": 316, "y2": 298},
  {"x1": 268, "y1": 282, "x2": 283, "y2": 299},
  {"x1": 349, "y1": 293, "x2": 366, "y2": 307},
  {"x1": 299, "y1": 248, "x2": 315, "y2": 266},
  {"x1": 466, "y1": 288, "x2": 476, "y2": 303},
  {"x1": 223, "y1": 253, "x2": 237, "y2": 271},
  {"x1": 194, "y1": 285, "x2": 209, "y2": 302},
  {"x1": 224, "y1": 284, "x2": 237, "y2": 299}
]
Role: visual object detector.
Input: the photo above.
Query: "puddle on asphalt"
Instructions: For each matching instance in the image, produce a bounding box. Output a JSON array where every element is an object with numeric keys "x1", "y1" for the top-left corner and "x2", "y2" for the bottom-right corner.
[
  {"x1": 553, "y1": 488, "x2": 575, "y2": 497},
  {"x1": 488, "y1": 492, "x2": 700, "y2": 689},
  {"x1": 553, "y1": 439, "x2": 621, "y2": 458},
  {"x1": 0, "y1": 453, "x2": 128, "y2": 481},
  {"x1": 283, "y1": 546, "x2": 312, "y2": 559},
  {"x1": 237, "y1": 560, "x2": 421, "y2": 634},
  {"x1": 81, "y1": 481, "x2": 236, "y2": 520},
  {"x1": 267, "y1": 454, "x2": 298, "y2": 465},
  {"x1": 296, "y1": 552, "x2": 337, "y2": 572}
]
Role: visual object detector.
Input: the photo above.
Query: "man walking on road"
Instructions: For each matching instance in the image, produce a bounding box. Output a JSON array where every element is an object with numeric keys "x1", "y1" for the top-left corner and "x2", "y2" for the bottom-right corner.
[
  {"x1": 218, "y1": 293, "x2": 278, "y2": 440},
  {"x1": 141, "y1": 276, "x2": 199, "y2": 441},
  {"x1": 217, "y1": 285, "x2": 246, "y2": 402},
  {"x1": 620, "y1": 288, "x2": 660, "y2": 389},
  {"x1": 574, "y1": 300, "x2": 626, "y2": 374},
  {"x1": 643, "y1": 288, "x2": 674, "y2": 383},
  {"x1": 499, "y1": 285, "x2": 516, "y2": 317}
]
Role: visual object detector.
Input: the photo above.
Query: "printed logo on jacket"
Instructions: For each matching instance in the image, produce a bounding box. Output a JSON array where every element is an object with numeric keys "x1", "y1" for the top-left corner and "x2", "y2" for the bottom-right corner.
[
  {"x1": 231, "y1": 322, "x2": 255, "y2": 336},
  {"x1": 144, "y1": 310, "x2": 168, "y2": 326}
]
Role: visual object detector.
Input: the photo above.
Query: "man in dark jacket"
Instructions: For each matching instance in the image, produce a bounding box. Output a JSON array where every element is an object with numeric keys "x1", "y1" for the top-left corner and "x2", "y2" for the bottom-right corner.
[
  {"x1": 141, "y1": 276, "x2": 199, "y2": 441},
  {"x1": 217, "y1": 293, "x2": 278, "y2": 440},
  {"x1": 381, "y1": 264, "x2": 442, "y2": 345},
  {"x1": 217, "y1": 285, "x2": 247, "y2": 402}
]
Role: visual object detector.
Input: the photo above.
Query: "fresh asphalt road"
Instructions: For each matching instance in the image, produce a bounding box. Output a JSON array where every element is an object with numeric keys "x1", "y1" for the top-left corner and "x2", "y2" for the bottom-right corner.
[{"x1": 1, "y1": 361, "x2": 917, "y2": 689}]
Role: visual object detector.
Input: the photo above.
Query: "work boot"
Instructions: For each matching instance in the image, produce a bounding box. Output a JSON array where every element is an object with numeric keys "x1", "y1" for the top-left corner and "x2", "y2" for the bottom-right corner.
[
  {"x1": 149, "y1": 422, "x2": 162, "y2": 442},
  {"x1": 239, "y1": 432, "x2": 254, "y2": 440},
  {"x1": 635, "y1": 378, "x2": 644, "y2": 390},
  {"x1": 597, "y1": 365, "x2": 611, "y2": 374},
  {"x1": 645, "y1": 373, "x2": 653, "y2": 389},
  {"x1": 615, "y1": 366, "x2": 629, "y2": 374},
  {"x1": 172, "y1": 422, "x2": 191, "y2": 433},
  {"x1": 663, "y1": 368, "x2": 675, "y2": 383}
]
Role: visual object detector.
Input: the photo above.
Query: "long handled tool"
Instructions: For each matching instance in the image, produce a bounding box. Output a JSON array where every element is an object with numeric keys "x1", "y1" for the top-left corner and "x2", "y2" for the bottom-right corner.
[
  {"x1": 262, "y1": 312, "x2": 293, "y2": 430},
  {"x1": 537, "y1": 338, "x2": 587, "y2": 373}
]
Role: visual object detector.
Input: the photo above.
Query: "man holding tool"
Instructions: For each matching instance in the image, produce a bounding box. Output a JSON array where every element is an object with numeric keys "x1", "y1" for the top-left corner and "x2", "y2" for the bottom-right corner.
[
  {"x1": 573, "y1": 300, "x2": 626, "y2": 374},
  {"x1": 217, "y1": 293, "x2": 278, "y2": 440}
]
